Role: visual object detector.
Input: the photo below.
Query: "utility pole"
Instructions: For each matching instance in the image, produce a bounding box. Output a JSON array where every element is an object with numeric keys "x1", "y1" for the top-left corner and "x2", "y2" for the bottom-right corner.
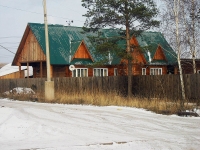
[{"x1": 43, "y1": 0, "x2": 54, "y2": 101}]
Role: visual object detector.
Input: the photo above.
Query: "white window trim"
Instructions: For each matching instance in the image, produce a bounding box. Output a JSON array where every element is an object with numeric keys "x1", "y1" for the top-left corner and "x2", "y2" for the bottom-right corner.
[
  {"x1": 142, "y1": 68, "x2": 146, "y2": 75},
  {"x1": 150, "y1": 68, "x2": 162, "y2": 75},
  {"x1": 114, "y1": 68, "x2": 118, "y2": 76},
  {"x1": 72, "y1": 68, "x2": 88, "y2": 77},
  {"x1": 93, "y1": 68, "x2": 108, "y2": 77}
]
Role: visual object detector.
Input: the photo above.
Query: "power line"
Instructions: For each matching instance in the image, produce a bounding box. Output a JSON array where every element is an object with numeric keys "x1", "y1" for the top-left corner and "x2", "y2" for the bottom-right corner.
[
  {"x1": 0, "y1": 36, "x2": 21, "y2": 39},
  {"x1": 0, "y1": 42, "x2": 19, "y2": 44},
  {"x1": 0, "y1": 45, "x2": 16, "y2": 55},
  {"x1": 0, "y1": 4, "x2": 85, "y2": 23}
]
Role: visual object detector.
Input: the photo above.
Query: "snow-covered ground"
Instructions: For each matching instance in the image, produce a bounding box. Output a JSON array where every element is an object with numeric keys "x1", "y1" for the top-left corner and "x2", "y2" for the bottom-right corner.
[{"x1": 0, "y1": 98, "x2": 200, "y2": 150}]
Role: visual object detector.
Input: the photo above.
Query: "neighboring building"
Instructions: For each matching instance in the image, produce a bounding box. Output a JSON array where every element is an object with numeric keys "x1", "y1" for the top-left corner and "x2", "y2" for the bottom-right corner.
[
  {"x1": 0, "y1": 63, "x2": 6, "y2": 69},
  {"x1": 181, "y1": 59, "x2": 200, "y2": 74},
  {"x1": 12, "y1": 23, "x2": 177, "y2": 78},
  {"x1": 0, "y1": 63, "x2": 33, "y2": 79}
]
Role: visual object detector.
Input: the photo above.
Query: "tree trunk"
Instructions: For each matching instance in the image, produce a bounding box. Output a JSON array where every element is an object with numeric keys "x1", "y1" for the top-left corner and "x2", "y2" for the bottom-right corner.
[
  {"x1": 174, "y1": 0, "x2": 186, "y2": 106},
  {"x1": 125, "y1": 0, "x2": 132, "y2": 98},
  {"x1": 191, "y1": 0, "x2": 197, "y2": 74},
  {"x1": 126, "y1": 23, "x2": 132, "y2": 98}
]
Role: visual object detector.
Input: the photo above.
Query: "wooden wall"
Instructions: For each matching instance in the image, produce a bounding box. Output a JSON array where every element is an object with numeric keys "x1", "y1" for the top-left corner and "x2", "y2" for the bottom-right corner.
[
  {"x1": 73, "y1": 42, "x2": 92, "y2": 59},
  {"x1": 0, "y1": 71, "x2": 25, "y2": 79},
  {"x1": 32, "y1": 65, "x2": 119, "y2": 78},
  {"x1": 1, "y1": 74, "x2": 200, "y2": 101},
  {"x1": 181, "y1": 60, "x2": 200, "y2": 74},
  {"x1": 153, "y1": 46, "x2": 166, "y2": 60},
  {"x1": 18, "y1": 30, "x2": 46, "y2": 64}
]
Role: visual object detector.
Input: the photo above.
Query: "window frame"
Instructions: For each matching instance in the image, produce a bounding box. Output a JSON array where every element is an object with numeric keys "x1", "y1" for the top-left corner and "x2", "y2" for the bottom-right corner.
[
  {"x1": 150, "y1": 68, "x2": 162, "y2": 75},
  {"x1": 93, "y1": 68, "x2": 108, "y2": 77},
  {"x1": 72, "y1": 68, "x2": 88, "y2": 77},
  {"x1": 142, "y1": 68, "x2": 146, "y2": 75},
  {"x1": 114, "y1": 68, "x2": 118, "y2": 76}
]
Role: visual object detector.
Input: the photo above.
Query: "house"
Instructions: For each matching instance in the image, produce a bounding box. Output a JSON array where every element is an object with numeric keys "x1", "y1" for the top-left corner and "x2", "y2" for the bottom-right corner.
[
  {"x1": 12, "y1": 23, "x2": 177, "y2": 78},
  {"x1": 0, "y1": 63, "x2": 33, "y2": 79},
  {"x1": 181, "y1": 59, "x2": 200, "y2": 74}
]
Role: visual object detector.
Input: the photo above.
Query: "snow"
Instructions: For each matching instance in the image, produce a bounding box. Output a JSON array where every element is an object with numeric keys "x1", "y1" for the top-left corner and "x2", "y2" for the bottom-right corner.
[
  {"x1": 0, "y1": 63, "x2": 33, "y2": 77},
  {"x1": 3, "y1": 87, "x2": 35, "y2": 95},
  {"x1": 0, "y1": 98, "x2": 200, "y2": 150}
]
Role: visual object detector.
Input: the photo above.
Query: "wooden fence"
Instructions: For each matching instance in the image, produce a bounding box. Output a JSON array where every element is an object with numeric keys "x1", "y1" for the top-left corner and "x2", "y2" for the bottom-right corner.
[{"x1": 0, "y1": 74, "x2": 199, "y2": 100}]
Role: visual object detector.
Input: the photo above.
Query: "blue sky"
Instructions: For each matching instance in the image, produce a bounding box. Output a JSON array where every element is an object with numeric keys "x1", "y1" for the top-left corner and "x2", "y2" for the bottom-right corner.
[{"x1": 0, "y1": 0, "x2": 162, "y2": 63}]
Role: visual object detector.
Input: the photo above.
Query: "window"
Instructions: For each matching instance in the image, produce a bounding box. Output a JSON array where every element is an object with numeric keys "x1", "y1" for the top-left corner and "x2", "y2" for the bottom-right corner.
[
  {"x1": 94, "y1": 68, "x2": 108, "y2": 77},
  {"x1": 72, "y1": 68, "x2": 88, "y2": 77},
  {"x1": 114, "y1": 68, "x2": 118, "y2": 76},
  {"x1": 142, "y1": 68, "x2": 146, "y2": 75},
  {"x1": 150, "y1": 68, "x2": 162, "y2": 75}
]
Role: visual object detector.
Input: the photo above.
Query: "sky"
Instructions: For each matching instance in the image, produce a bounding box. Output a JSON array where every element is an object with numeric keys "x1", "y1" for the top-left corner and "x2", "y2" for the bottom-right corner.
[
  {"x1": 0, "y1": 0, "x2": 163, "y2": 64},
  {"x1": 0, "y1": 0, "x2": 87, "y2": 63},
  {"x1": 0, "y1": 98, "x2": 200, "y2": 150}
]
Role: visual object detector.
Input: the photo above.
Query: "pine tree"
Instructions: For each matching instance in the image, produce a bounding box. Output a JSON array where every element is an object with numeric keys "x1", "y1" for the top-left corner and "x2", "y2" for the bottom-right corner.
[{"x1": 82, "y1": 0, "x2": 159, "y2": 97}]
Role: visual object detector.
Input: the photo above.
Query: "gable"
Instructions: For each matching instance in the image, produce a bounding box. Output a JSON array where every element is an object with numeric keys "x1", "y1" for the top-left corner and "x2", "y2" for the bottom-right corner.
[
  {"x1": 130, "y1": 36, "x2": 139, "y2": 46},
  {"x1": 153, "y1": 45, "x2": 166, "y2": 60},
  {"x1": 19, "y1": 30, "x2": 46, "y2": 63},
  {"x1": 12, "y1": 25, "x2": 46, "y2": 66},
  {"x1": 72, "y1": 41, "x2": 93, "y2": 61},
  {"x1": 130, "y1": 37, "x2": 146, "y2": 64},
  {"x1": 136, "y1": 32, "x2": 177, "y2": 65}
]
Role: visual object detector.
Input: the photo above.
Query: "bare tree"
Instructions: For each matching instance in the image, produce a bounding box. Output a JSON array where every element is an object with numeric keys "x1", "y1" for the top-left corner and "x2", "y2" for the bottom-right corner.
[
  {"x1": 181, "y1": 0, "x2": 200, "y2": 73},
  {"x1": 160, "y1": 0, "x2": 186, "y2": 103}
]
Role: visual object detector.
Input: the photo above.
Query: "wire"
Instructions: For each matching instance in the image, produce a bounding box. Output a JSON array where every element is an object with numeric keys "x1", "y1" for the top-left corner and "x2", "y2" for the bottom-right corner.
[
  {"x1": 0, "y1": 42, "x2": 19, "y2": 44},
  {"x1": 0, "y1": 45, "x2": 16, "y2": 55},
  {"x1": 0, "y1": 4, "x2": 85, "y2": 23},
  {"x1": 0, "y1": 36, "x2": 21, "y2": 39}
]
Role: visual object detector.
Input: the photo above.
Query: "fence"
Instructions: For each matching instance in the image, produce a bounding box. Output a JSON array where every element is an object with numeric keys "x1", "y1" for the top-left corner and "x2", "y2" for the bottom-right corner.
[{"x1": 0, "y1": 74, "x2": 200, "y2": 100}]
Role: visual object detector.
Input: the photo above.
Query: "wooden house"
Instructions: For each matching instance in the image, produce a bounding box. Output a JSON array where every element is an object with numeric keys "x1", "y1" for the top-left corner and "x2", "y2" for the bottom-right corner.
[
  {"x1": 0, "y1": 63, "x2": 33, "y2": 79},
  {"x1": 12, "y1": 23, "x2": 177, "y2": 78},
  {"x1": 181, "y1": 59, "x2": 200, "y2": 74}
]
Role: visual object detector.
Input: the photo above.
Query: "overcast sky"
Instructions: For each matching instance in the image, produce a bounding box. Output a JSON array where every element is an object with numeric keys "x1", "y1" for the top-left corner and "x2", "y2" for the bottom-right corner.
[
  {"x1": 0, "y1": 0, "x2": 163, "y2": 63},
  {"x1": 0, "y1": 0, "x2": 87, "y2": 63}
]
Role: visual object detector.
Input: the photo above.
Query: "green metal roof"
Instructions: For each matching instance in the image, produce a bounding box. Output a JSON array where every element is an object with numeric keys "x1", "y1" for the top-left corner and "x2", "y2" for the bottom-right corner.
[
  {"x1": 28, "y1": 23, "x2": 177, "y2": 66},
  {"x1": 70, "y1": 59, "x2": 93, "y2": 65},
  {"x1": 137, "y1": 32, "x2": 177, "y2": 65}
]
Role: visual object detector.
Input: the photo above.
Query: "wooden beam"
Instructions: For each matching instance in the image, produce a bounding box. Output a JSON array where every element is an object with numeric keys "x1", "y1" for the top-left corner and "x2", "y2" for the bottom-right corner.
[
  {"x1": 40, "y1": 61, "x2": 43, "y2": 78},
  {"x1": 27, "y1": 62, "x2": 29, "y2": 78},
  {"x1": 19, "y1": 65, "x2": 21, "y2": 78}
]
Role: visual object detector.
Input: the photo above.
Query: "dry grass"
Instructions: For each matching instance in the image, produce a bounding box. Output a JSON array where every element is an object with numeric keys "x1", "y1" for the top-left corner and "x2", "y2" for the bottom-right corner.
[
  {"x1": 40, "y1": 91, "x2": 196, "y2": 115},
  {"x1": 1, "y1": 91, "x2": 197, "y2": 115}
]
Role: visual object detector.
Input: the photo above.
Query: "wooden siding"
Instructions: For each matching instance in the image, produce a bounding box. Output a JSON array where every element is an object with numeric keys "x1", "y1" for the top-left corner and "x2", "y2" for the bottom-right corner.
[
  {"x1": 181, "y1": 59, "x2": 200, "y2": 74},
  {"x1": 19, "y1": 30, "x2": 46, "y2": 64},
  {"x1": 73, "y1": 41, "x2": 93, "y2": 60},
  {"x1": 33, "y1": 63, "x2": 47, "y2": 78},
  {"x1": 145, "y1": 66, "x2": 167, "y2": 75},
  {"x1": 130, "y1": 37, "x2": 146, "y2": 64},
  {"x1": 130, "y1": 36, "x2": 139, "y2": 46},
  {"x1": 32, "y1": 65, "x2": 120, "y2": 78},
  {"x1": 153, "y1": 46, "x2": 166, "y2": 60},
  {"x1": 0, "y1": 71, "x2": 25, "y2": 79}
]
